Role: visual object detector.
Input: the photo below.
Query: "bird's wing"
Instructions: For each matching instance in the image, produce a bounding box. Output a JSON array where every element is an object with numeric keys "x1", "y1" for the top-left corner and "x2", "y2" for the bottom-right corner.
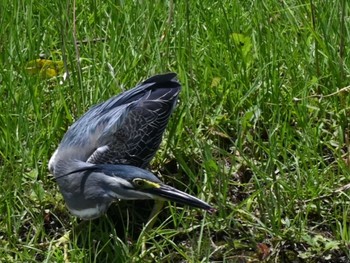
[
  {"x1": 86, "y1": 75, "x2": 180, "y2": 168},
  {"x1": 55, "y1": 73, "x2": 180, "y2": 169},
  {"x1": 49, "y1": 73, "x2": 180, "y2": 177}
]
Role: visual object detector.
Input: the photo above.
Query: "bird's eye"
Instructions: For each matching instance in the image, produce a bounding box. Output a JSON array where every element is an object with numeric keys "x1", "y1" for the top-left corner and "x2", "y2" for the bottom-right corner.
[{"x1": 133, "y1": 179, "x2": 145, "y2": 187}]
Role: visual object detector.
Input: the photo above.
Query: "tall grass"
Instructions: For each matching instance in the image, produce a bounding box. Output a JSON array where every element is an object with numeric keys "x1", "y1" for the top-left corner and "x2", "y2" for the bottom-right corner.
[{"x1": 0, "y1": 0, "x2": 349, "y2": 262}]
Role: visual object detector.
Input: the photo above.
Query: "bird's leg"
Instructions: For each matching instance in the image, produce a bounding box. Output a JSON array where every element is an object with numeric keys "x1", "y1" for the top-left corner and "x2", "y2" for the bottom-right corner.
[
  {"x1": 55, "y1": 230, "x2": 71, "y2": 246},
  {"x1": 53, "y1": 219, "x2": 89, "y2": 258},
  {"x1": 140, "y1": 200, "x2": 164, "y2": 252},
  {"x1": 52, "y1": 230, "x2": 70, "y2": 262},
  {"x1": 146, "y1": 200, "x2": 164, "y2": 231}
]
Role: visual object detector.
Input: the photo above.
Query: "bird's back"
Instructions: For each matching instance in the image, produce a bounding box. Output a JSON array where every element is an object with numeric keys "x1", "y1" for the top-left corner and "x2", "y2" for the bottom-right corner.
[{"x1": 49, "y1": 73, "x2": 181, "y2": 175}]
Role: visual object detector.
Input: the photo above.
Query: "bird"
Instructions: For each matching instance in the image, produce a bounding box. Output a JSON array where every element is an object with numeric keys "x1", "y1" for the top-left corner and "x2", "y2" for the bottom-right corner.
[{"x1": 49, "y1": 73, "x2": 213, "y2": 220}]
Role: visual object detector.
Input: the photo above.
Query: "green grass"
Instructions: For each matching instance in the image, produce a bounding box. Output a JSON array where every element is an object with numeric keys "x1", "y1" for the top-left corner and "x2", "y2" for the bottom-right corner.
[{"x1": 1, "y1": 0, "x2": 350, "y2": 262}]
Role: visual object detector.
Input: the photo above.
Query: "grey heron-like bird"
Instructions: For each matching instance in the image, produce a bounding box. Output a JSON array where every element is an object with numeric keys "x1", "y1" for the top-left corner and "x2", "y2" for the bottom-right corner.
[{"x1": 49, "y1": 73, "x2": 212, "y2": 220}]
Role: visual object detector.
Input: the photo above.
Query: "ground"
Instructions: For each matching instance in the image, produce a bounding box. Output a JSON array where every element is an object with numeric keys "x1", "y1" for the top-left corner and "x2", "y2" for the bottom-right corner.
[{"x1": 1, "y1": 0, "x2": 350, "y2": 262}]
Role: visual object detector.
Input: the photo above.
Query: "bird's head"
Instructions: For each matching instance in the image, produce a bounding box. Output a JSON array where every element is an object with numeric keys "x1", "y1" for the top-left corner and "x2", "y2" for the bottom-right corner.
[
  {"x1": 56, "y1": 163, "x2": 213, "y2": 216},
  {"x1": 98, "y1": 164, "x2": 213, "y2": 211}
]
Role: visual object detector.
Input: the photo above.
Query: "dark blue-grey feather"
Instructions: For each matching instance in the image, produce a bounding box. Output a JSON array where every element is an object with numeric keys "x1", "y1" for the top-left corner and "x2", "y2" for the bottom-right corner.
[
  {"x1": 58, "y1": 163, "x2": 162, "y2": 183},
  {"x1": 54, "y1": 73, "x2": 180, "y2": 170}
]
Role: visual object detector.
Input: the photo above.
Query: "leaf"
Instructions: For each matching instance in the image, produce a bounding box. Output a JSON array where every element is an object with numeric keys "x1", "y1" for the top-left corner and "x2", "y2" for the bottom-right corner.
[
  {"x1": 231, "y1": 33, "x2": 253, "y2": 65},
  {"x1": 257, "y1": 243, "x2": 271, "y2": 260},
  {"x1": 211, "y1": 77, "x2": 221, "y2": 88},
  {"x1": 26, "y1": 58, "x2": 64, "y2": 78}
]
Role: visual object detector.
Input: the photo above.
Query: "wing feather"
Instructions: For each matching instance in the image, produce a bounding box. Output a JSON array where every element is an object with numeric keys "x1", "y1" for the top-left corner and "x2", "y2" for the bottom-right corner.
[
  {"x1": 88, "y1": 80, "x2": 180, "y2": 168},
  {"x1": 50, "y1": 73, "x2": 181, "y2": 172}
]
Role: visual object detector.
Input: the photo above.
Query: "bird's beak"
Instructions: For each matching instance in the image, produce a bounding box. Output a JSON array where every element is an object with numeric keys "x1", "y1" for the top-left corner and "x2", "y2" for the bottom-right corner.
[{"x1": 145, "y1": 184, "x2": 213, "y2": 211}]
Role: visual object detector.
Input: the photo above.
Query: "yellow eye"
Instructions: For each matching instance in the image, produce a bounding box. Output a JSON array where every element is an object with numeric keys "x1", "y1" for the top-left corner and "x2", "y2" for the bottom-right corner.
[
  {"x1": 133, "y1": 179, "x2": 145, "y2": 187},
  {"x1": 132, "y1": 178, "x2": 161, "y2": 189}
]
